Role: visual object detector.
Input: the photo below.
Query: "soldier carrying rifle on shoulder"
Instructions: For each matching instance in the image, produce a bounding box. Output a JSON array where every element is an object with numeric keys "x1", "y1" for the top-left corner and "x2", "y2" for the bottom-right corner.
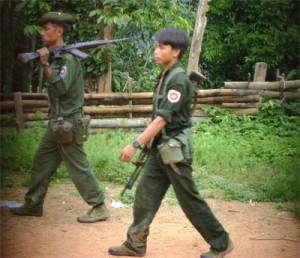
[{"x1": 10, "y1": 11, "x2": 116, "y2": 223}]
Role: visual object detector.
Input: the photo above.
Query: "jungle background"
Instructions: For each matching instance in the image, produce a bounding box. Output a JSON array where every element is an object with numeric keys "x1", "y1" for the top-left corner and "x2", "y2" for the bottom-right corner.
[
  {"x1": 0, "y1": 1, "x2": 300, "y2": 257},
  {"x1": 1, "y1": 0, "x2": 299, "y2": 93},
  {"x1": 1, "y1": 0, "x2": 299, "y2": 215}
]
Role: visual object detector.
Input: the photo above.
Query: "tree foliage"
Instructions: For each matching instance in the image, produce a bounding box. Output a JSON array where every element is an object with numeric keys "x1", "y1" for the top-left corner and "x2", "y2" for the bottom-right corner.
[
  {"x1": 202, "y1": 0, "x2": 299, "y2": 87},
  {"x1": 0, "y1": 0, "x2": 298, "y2": 92}
]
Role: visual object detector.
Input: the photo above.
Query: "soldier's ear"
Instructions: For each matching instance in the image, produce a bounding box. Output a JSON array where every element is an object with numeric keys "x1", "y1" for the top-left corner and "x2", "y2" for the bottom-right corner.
[
  {"x1": 172, "y1": 48, "x2": 181, "y2": 59},
  {"x1": 57, "y1": 26, "x2": 63, "y2": 36}
]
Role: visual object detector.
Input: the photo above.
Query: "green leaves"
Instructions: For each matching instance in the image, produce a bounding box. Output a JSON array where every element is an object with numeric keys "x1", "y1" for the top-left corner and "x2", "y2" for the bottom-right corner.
[{"x1": 203, "y1": 0, "x2": 299, "y2": 81}]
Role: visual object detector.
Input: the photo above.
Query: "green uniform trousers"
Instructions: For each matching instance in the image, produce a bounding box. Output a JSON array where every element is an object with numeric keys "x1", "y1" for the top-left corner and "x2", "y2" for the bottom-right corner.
[
  {"x1": 125, "y1": 147, "x2": 229, "y2": 252},
  {"x1": 24, "y1": 124, "x2": 105, "y2": 208}
]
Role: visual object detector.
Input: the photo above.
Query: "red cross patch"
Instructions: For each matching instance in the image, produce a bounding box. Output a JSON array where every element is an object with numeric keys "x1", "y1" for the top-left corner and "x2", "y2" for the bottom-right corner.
[
  {"x1": 59, "y1": 65, "x2": 67, "y2": 77},
  {"x1": 167, "y1": 90, "x2": 181, "y2": 103}
]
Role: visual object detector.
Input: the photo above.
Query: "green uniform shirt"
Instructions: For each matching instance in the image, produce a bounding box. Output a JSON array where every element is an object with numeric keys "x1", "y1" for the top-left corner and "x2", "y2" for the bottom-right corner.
[
  {"x1": 47, "y1": 53, "x2": 84, "y2": 117},
  {"x1": 152, "y1": 62, "x2": 194, "y2": 143}
]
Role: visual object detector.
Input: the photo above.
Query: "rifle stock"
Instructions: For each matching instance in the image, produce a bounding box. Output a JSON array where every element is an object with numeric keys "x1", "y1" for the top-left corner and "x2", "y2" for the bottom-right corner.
[
  {"x1": 18, "y1": 52, "x2": 40, "y2": 63},
  {"x1": 18, "y1": 37, "x2": 129, "y2": 64}
]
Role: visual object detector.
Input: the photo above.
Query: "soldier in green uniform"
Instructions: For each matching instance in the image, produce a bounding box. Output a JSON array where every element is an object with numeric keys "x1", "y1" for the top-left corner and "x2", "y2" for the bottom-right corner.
[
  {"x1": 10, "y1": 12, "x2": 110, "y2": 223},
  {"x1": 108, "y1": 29, "x2": 234, "y2": 257}
]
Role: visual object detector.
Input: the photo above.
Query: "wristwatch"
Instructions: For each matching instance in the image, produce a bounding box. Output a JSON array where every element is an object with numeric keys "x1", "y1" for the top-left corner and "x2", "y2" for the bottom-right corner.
[
  {"x1": 132, "y1": 139, "x2": 141, "y2": 149},
  {"x1": 42, "y1": 62, "x2": 51, "y2": 67}
]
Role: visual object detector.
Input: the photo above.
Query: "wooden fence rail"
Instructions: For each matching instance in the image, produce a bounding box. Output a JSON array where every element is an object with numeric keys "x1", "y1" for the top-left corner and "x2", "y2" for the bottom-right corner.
[{"x1": 0, "y1": 79, "x2": 299, "y2": 131}]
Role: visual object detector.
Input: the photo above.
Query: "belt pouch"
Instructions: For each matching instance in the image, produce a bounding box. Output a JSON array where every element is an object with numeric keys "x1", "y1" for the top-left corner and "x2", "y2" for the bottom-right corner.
[
  {"x1": 52, "y1": 117, "x2": 73, "y2": 144},
  {"x1": 158, "y1": 138, "x2": 184, "y2": 164}
]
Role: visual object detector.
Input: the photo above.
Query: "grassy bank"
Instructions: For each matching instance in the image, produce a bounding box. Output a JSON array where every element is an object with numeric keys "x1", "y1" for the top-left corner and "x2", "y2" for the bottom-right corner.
[{"x1": 1, "y1": 100, "x2": 299, "y2": 217}]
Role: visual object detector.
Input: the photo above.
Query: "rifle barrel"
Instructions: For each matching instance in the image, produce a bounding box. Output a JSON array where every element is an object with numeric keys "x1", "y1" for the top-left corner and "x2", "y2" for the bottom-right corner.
[
  {"x1": 65, "y1": 38, "x2": 129, "y2": 51},
  {"x1": 120, "y1": 148, "x2": 148, "y2": 196}
]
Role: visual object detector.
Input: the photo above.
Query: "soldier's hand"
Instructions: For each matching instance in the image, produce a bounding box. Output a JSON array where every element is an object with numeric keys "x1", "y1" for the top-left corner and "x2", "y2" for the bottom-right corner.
[
  {"x1": 36, "y1": 47, "x2": 50, "y2": 65},
  {"x1": 119, "y1": 144, "x2": 137, "y2": 163}
]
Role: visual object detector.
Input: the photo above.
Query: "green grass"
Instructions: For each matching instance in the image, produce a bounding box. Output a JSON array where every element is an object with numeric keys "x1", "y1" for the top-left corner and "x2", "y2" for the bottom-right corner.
[{"x1": 1, "y1": 99, "x2": 299, "y2": 218}]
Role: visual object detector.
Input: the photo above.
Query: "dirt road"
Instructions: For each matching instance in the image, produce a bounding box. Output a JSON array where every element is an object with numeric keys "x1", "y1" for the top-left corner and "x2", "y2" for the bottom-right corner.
[{"x1": 1, "y1": 184, "x2": 299, "y2": 258}]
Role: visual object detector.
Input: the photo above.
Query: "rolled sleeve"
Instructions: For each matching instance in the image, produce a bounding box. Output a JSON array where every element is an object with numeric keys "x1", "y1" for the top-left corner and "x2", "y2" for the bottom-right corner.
[
  {"x1": 155, "y1": 84, "x2": 185, "y2": 123},
  {"x1": 156, "y1": 108, "x2": 172, "y2": 122}
]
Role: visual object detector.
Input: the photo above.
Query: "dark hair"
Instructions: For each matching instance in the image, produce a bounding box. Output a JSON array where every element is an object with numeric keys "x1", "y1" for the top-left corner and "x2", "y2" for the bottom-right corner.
[
  {"x1": 155, "y1": 28, "x2": 189, "y2": 59},
  {"x1": 52, "y1": 22, "x2": 69, "y2": 37}
]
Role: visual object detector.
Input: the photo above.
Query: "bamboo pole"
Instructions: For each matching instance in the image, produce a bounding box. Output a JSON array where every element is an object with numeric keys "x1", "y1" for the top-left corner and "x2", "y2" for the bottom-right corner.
[
  {"x1": 224, "y1": 80, "x2": 300, "y2": 90},
  {"x1": 197, "y1": 89, "x2": 262, "y2": 97},
  {"x1": 258, "y1": 91, "x2": 300, "y2": 98},
  {"x1": 15, "y1": 112, "x2": 153, "y2": 121},
  {"x1": 83, "y1": 105, "x2": 152, "y2": 114},
  {"x1": 91, "y1": 118, "x2": 147, "y2": 128},
  {"x1": 197, "y1": 89, "x2": 300, "y2": 98},
  {"x1": 84, "y1": 92, "x2": 153, "y2": 99},
  {"x1": 0, "y1": 93, "x2": 48, "y2": 100},
  {"x1": 0, "y1": 101, "x2": 15, "y2": 109},
  {"x1": 197, "y1": 95, "x2": 260, "y2": 104},
  {"x1": 0, "y1": 100, "x2": 48, "y2": 109},
  {"x1": 222, "y1": 102, "x2": 262, "y2": 108}
]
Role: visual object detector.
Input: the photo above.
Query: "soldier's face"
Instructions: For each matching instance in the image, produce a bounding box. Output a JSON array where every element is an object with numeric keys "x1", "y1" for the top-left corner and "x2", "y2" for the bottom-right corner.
[
  {"x1": 154, "y1": 42, "x2": 180, "y2": 65},
  {"x1": 40, "y1": 22, "x2": 63, "y2": 46}
]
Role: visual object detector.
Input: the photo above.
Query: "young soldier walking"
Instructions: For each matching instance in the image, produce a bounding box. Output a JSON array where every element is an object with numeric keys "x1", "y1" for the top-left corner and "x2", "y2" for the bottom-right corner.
[
  {"x1": 10, "y1": 12, "x2": 110, "y2": 223},
  {"x1": 108, "y1": 28, "x2": 233, "y2": 258}
]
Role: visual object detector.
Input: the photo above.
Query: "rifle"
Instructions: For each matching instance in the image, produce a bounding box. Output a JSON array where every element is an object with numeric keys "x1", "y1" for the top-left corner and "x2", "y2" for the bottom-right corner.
[
  {"x1": 120, "y1": 144, "x2": 150, "y2": 196},
  {"x1": 18, "y1": 38, "x2": 129, "y2": 64}
]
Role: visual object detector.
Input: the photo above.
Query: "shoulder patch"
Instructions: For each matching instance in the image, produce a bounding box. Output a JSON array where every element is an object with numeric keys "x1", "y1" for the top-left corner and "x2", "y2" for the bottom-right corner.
[
  {"x1": 59, "y1": 65, "x2": 67, "y2": 77},
  {"x1": 167, "y1": 90, "x2": 181, "y2": 103}
]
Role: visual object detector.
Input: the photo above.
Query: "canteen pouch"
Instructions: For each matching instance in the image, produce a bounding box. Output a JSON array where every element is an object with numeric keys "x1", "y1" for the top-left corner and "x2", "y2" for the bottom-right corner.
[
  {"x1": 158, "y1": 138, "x2": 184, "y2": 164},
  {"x1": 75, "y1": 115, "x2": 91, "y2": 144},
  {"x1": 51, "y1": 117, "x2": 73, "y2": 144},
  {"x1": 173, "y1": 127, "x2": 194, "y2": 162}
]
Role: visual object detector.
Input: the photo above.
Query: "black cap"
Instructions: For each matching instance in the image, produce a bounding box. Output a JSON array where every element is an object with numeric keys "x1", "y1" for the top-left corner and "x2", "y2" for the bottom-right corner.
[{"x1": 38, "y1": 12, "x2": 75, "y2": 25}]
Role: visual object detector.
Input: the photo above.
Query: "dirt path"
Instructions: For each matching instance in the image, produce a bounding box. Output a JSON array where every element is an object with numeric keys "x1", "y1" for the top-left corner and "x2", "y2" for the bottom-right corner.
[{"x1": 1, "y1": 183, "x2": 299, "y2": 258}]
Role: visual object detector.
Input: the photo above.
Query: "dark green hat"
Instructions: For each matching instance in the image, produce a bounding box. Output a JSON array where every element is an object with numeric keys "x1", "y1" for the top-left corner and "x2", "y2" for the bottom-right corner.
[{"x1": 38, "y1": 12, "x2": 75, "y2": 25}]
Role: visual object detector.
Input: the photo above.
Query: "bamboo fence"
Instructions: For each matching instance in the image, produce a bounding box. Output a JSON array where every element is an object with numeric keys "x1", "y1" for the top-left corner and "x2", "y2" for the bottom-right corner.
[{"x1": 0, "y1": 78, "x2": 299, "y2": 131}]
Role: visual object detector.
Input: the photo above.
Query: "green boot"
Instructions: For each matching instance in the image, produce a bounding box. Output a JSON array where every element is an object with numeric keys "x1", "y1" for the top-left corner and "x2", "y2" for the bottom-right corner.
[
  {"x1": 108, "y1": 244, "x2": 145, "y2": 257},
  {"x1": 77, "y1": 203, "x2": 110, "y2": 223},
  {"x1": 201, "y1": 238, "x2": 234, "y2": 258},
  {"x1": 10, "y1": 203, "x2": 43, "y2": 217}
]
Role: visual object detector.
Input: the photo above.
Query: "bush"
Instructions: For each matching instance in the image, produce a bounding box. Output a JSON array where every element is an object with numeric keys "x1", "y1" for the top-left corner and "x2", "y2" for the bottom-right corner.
[{"x1": 1, "y1": 99, "x2": 299, "y2": 217}]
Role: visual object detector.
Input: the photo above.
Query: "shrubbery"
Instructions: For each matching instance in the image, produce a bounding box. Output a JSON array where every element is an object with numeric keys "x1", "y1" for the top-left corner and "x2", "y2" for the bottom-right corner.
[{"x1": 1, "y1": 99, "x2": 299, "y2": 217}]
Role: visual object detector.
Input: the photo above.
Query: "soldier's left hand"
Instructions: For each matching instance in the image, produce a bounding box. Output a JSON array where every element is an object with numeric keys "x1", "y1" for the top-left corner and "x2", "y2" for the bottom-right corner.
[{"x1": 119, "y1": 144, "x2": 137, "y2": 163}]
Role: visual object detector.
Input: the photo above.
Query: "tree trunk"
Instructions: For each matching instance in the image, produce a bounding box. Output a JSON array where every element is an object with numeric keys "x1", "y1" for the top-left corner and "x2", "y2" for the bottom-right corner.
[
  {"x1": 187, "y1": 0, "x2": 209, "y2": 73},
  {"x1": 97, "y1": 5, "x2": 115, "y2": 93}
]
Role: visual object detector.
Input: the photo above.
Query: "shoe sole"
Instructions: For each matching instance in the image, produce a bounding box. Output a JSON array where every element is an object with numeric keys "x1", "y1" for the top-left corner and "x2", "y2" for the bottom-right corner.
[
  {"x1": 77, "y1": 214, "x2": 110, "y2": 223},
  {"x1": 201, "y1": 242, "x2": 234, "y2": 258},
  {"x1": 108, "y1": 247, "x2": 145, "y2": 257}
]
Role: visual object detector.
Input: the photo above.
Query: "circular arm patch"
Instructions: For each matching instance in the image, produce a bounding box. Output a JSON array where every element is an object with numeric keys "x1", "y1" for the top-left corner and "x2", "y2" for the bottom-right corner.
[
  {"x1": 59, "y1": 65, "x2": 67, "y2": 77},
  {"x1": 167, "y1": 90, "x2": 181, "y2": 103}
]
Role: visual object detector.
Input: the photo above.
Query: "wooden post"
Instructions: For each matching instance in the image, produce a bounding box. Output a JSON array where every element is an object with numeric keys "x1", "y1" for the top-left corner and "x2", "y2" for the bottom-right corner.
[
  {"x1": 128, "y1": 76, "x2": 133, "y2": 118},
  {"x1": 253, "y1": 62, "x2": 267, "y2": 105},
  {"x1": 187, "y1": 0, "x2": 209, "y2": 73},
  {"x1": 253, "y1": 62, "x2": 267, "y2": 82},
  {"x1": 13, "y1": 92, "x2": 25, "y2": 131}
]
